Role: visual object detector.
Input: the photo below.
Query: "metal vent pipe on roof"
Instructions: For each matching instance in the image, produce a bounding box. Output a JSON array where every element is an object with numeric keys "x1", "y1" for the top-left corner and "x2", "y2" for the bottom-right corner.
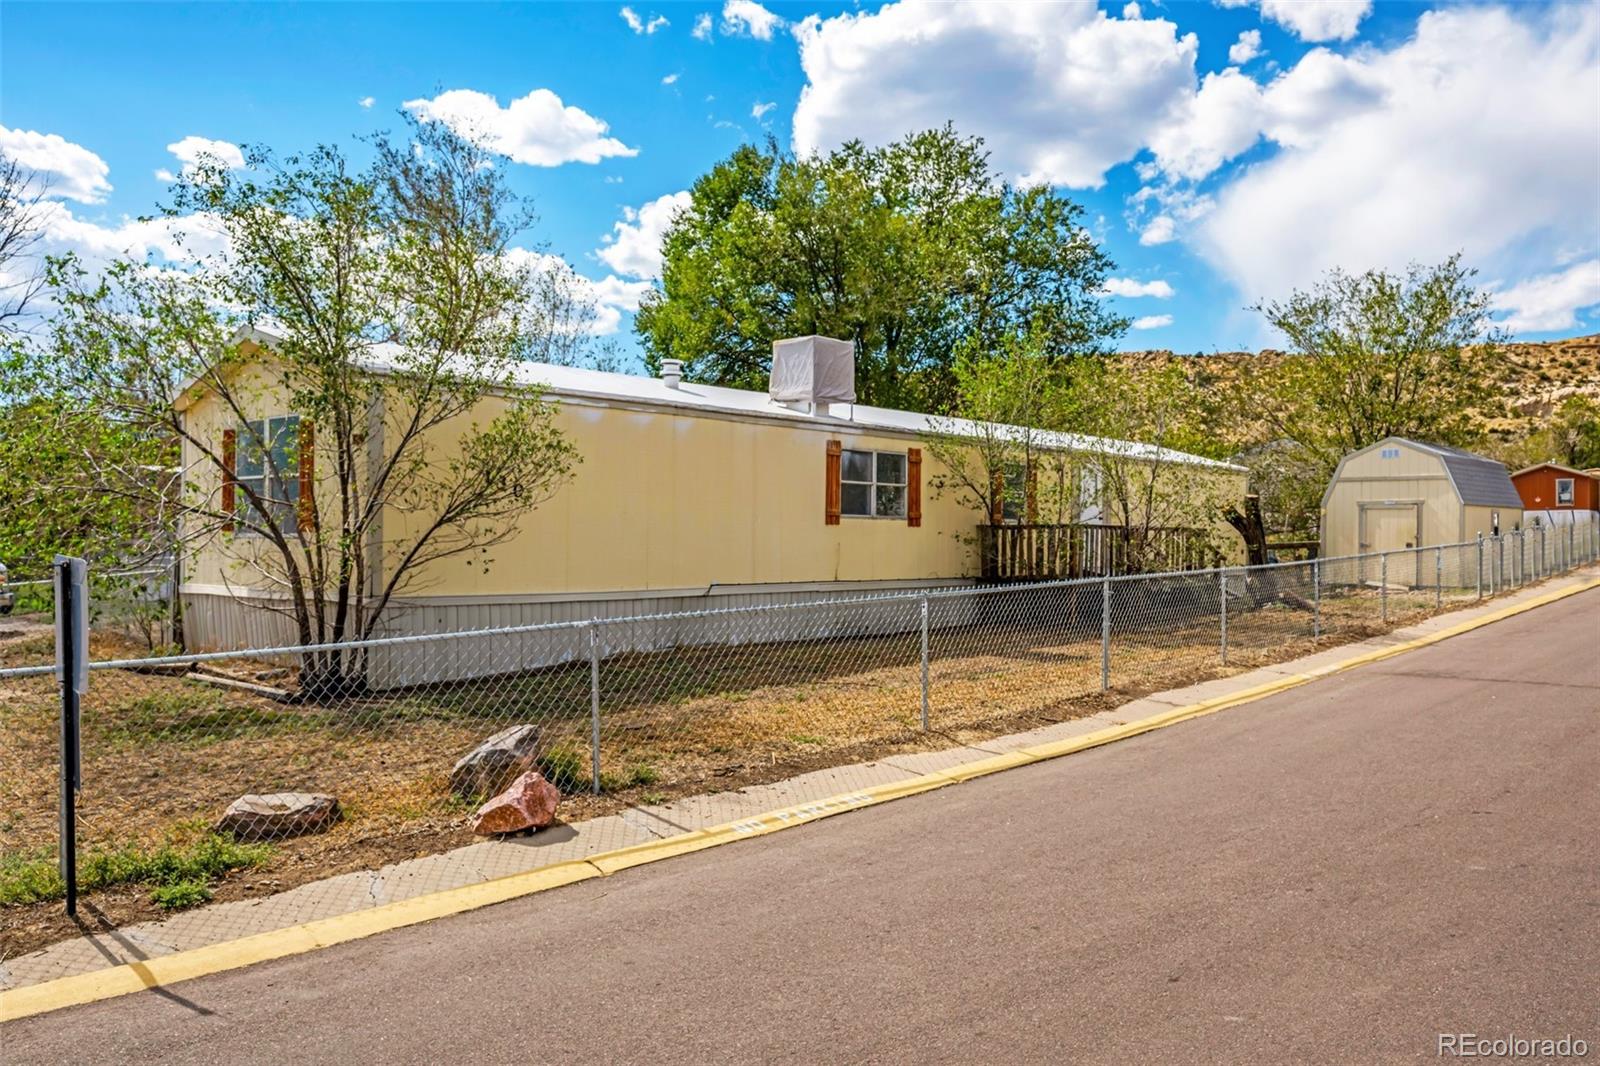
[{"x1": 660, "y1": 358, "x2": 683, "y2": 389}]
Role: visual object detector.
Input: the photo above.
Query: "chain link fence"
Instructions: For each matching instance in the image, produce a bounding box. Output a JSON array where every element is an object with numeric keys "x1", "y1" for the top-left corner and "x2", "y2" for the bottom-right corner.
[{"x1": 2, "y1": 520, "x2": 1596, "y2": 959}]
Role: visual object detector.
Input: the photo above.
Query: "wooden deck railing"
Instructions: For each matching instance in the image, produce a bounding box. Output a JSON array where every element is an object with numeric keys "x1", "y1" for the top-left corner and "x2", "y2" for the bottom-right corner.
[{"x1": 978, "y1": 523, "x2": 1220, "y2": 581}]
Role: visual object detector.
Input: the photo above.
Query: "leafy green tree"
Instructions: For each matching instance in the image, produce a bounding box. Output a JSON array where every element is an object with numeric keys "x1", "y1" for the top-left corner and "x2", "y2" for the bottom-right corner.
[
  {"x1": 1496, "y1": 394, "x2": 1600, "y2": 471},
  {"x1": 42, "y1": 118, "x2": 581, "y2": 692},
  {"x1": 636, "y1": 128, "x2": 1125, "y2": 412},
  {"x1": 923, "y1": 334, "x2": 1082, "y2": 528},
  {"x1": 1546, "y1": 395, "x2": 1600, "y2": 469},
  {"x1": 0, "y1": 390, "x2": 177, "y2": 581},
  {"x1": 925, "y1": 334, "x2": 1238, "y2": 573},
  {"x1": 1251, "y1": 255, "x2": 1501, "y2": 471}
]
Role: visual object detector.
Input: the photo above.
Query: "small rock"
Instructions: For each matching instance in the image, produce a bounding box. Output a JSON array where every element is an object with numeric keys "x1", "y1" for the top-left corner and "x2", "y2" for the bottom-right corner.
[
  {"x1": 450, "y1": 724, "x2": 543, "y2": 799},
  {"x1": 217, "y1": 793, "x2": 340, "y2": 841},
  {"x1": 472, "y1": 772, "x2": 560, "y2": 836}
]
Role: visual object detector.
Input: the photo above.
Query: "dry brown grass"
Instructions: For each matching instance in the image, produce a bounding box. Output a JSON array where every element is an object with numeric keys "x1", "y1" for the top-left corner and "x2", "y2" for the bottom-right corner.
[{"x1": 0, "y1": 582, "x2": 1475, "y2": 956}]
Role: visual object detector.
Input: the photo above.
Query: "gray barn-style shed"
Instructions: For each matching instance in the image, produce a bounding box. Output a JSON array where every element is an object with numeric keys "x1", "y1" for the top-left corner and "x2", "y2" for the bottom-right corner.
[{"x1": 1320, "y1": 437, "x2": 1523, "y2": 559}]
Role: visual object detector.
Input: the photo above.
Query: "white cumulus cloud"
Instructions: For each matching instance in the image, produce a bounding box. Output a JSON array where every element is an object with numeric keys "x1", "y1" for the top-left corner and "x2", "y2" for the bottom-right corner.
[
  {"x1": 1146, "y1": 67, "x2": 1264, "y2": 182},
  {"x1": 752, "y1": 101, "x2": 776, "y2": 121},
  {"x1": 692, "y1": 12, "x2": 713, "y2": 40},
  {"x1": 1139, "y1": 216, "x2": 1176, "y2": 246},
  {"x1": 662, "y1": 73, "x2": 680, "y2": 86},
  {"x1": 1228, "y1": 29, "x2": 1262, "y2": 65},
  {"x1": 1259, "y1": 0, "x2": 1371, "y2": 43},
  {"x1": 403, "y1": 88, "x2": 637, "y2": 167},
  {"x1": 155, "y1": 135, "x2": 245, "y2": 182},
  {"x1": 792, "y1": 2, "x2": 1199, "y2": 189},
  {"x1": 1101, "y1": 277, "x2": 1175, "y2": 299},
  {"x1": 597, "y1": 190, "x2": 692, "y2": 279},
  {"x1": 1492, "y1": 260, "x2": 1600, "y2": 334},
  {"x1": 1132, "y1": 314, "x2": 1173, "y2": 330},
  {"x1": 359, "y1": 96, "x2": 376, "y2": 109},
  {"x1": 1193, "y1": 5, "x2": 1600, "y2": 308},
  {"x1": 721, "y1": 0, "x2": 782, "y2": 40},
  {"x1": 0, "y1": 126, "x2": 112, "y2": 203}
]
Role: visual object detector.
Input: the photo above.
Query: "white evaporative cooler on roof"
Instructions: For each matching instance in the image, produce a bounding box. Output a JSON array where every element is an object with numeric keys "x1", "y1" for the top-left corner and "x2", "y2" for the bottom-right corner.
[{"x1": 769, "y1": 335, "x2": 856, "y2": 410}]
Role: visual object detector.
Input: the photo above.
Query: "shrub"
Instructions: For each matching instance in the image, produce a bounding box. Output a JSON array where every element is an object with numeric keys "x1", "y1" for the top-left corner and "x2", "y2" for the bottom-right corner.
[
  {"x1": 538, "y1": 747, "x2": 588, "y2": 793},
  {"x1": 0, "y1": 827, "x2": 271, "y2": 909},
  {"x1": 151, "y1": 880, "x2": 213, "y2": 910}
]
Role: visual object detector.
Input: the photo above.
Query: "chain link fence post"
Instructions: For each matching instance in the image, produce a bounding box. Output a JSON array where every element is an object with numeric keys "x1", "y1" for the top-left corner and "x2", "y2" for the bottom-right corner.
[
  {"x1": 1434, "y1": 545, "x2": 1443, "y2": 610},
  {"x1": 1381, "y1": 552, "x2": 1389, "y2": 623},
  {"x1": 55, "y1": 556, "x2": 88, "y2": 918},
  {"x1": 587, "y1": 623, "x2": 602, "y2": 795},
  {"x1": 1100, "y1": 576, "x2": 1111, "y2": 692},
  {"x1": 1312, "y1": 557, "x2": 1321, "y2": 640},
  {"x1": 1218, "y1": 568, "x2": 1228, "y2": 665},
  {"x1": 1476, "y1": 534, "x2": 1484, "y2": 599},
  {"x1": 919, "y1": 594, "x2": 930, "y2": 732}
]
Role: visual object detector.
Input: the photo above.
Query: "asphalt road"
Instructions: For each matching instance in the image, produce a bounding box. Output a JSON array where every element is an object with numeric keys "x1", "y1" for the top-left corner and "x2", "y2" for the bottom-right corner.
[{"x1": 8, "y1": 589, "x2": 1599, "y2": 1064}]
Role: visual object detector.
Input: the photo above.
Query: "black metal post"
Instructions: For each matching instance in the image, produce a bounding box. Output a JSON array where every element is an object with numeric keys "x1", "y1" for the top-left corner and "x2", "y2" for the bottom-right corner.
[{"x1": 56, "y1": 558, "x2": 82, "y2": 917}]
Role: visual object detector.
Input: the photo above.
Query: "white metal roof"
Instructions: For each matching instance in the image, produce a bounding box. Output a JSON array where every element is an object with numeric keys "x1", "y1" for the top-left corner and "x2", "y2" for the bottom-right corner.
[{"x1": 212, "y1": 328, "x2": 1243, "y2": 473}]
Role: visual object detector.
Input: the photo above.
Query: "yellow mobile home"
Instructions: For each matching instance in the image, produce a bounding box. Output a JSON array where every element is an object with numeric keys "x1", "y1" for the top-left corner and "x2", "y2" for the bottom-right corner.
[{"x1": 177, "y1": 331, "x2": 1244, "y2": 682}]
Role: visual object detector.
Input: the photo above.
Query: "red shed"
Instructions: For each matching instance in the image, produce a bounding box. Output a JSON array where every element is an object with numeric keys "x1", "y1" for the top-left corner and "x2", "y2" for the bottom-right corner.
[{"x1": 1511, "y1": 463, "x2": 1600, "y2": 516}]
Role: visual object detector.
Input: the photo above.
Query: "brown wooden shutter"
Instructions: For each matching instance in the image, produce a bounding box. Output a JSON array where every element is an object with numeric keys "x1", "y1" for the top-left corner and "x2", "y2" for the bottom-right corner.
[
  {"x1": 298, "y1": 419, "x2": 316, "y2": 532},
  {"x1": 221, "y1": 428, "x2": 237, "y2": 532},
  {"x1": 989, "y1": 470, "x2": 1005, "y2": 525},
  {"x1": 825, "y1": 440, "x2": 842, "y2": 525},
  {"x1": 907, "y1": 447, "x2": 922, "y2": 527},
  {"x1": 1025, "y1": 461, "x2": 1038, "y2": 524}
]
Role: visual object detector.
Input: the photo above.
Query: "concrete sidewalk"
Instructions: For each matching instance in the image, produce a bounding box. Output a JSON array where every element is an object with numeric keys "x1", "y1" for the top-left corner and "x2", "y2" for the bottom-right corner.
[{"x1": 4, "y1": 565, "x2": 1596, "y2": 993}]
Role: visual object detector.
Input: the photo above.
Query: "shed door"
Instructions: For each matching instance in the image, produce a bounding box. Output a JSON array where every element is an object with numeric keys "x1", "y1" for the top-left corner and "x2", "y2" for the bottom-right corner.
[
  {"x1": 1362, "y1": 505, "x2": 1420, "y2": 552},
  {"x1": 1361, "y1": 504, "x2": 1422, "y2": 587}
]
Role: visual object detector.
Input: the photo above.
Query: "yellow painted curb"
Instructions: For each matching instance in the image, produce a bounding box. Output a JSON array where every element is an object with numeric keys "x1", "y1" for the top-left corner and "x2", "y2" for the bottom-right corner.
[
  {"x1": 4, "y1": 573, "x2": 1596, "y2": 1024},
  {"x1": 0, "y1": 859, "x2": 600, "y2": 1023}
]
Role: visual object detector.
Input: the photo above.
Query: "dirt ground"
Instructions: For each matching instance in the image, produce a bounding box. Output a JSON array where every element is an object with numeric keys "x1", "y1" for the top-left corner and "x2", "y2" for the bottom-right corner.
[{"x1": 0, "y1": 582, "x2": 1477, "y2": 957}]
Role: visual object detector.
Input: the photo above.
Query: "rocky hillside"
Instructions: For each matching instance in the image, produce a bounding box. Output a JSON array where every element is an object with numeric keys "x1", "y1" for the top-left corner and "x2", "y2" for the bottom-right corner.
[{"x1": 1114, "y1": 333, "x2": 1600, "y2": 449}]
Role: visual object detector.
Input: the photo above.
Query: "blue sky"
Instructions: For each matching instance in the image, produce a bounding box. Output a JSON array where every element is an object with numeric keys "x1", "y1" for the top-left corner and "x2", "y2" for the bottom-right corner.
[{"x1": 3, "y1": 1, "x2": 1598, "y2": 372}]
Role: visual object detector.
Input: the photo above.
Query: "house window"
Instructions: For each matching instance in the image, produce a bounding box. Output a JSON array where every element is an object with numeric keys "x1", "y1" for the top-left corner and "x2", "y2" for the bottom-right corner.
[
  {"x1": 841, "y1": 449, "x2": 907, "y2": 518},
  {"x1": 236, "y1": 415, "x2": 302, "y2": 533},
  {"x1": 1000, "y1": 462, "x2": 1028, "y2": 524},
  {"x1": 1555, "y1": 478, "x2": 1575, "y2": 507}
]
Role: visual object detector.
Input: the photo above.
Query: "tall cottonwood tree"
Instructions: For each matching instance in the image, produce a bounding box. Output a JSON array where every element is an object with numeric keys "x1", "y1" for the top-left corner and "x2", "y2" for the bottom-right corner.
[
  {"x1": 635, "y1": 127, "x2": 1125, "y2": 412},
  {"x1": 44, "y1": 119, "x2": 583, "y2": 692}
]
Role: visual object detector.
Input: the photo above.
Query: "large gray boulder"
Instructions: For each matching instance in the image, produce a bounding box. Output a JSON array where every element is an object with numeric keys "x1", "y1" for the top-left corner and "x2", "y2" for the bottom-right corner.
[
  {"x1": 217, "y1": 792, "x2": 340, "y2": 841},
  {"x1": 450, "y1": 724, "x2": 543, "y2": 799}
]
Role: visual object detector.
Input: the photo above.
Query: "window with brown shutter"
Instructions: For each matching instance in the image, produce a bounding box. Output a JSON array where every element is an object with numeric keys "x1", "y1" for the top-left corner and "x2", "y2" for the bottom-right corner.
[
  {"x1": 907, "y1": 447, "x2": 922, "y2": 527},
  {"x1": 825, "y1": 439, "x2": 842, "y2": 525},
  {"x1": 221, "y1": 428, "x2": 237, "y2": 532},
  {"x1": 298, "y1": 419, "x2": 316, "y2": 532}
]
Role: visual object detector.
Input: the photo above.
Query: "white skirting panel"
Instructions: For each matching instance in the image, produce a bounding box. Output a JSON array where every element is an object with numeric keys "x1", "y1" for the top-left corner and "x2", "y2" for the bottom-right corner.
[{"x1": 180, "y1": 580, "x2": 979, "y2": 690}]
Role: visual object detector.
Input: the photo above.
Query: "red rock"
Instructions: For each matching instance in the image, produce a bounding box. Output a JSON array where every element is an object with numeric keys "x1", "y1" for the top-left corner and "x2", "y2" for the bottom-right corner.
[{"x1": 472, "y1": 771, "x2": 561, "y2": 835}]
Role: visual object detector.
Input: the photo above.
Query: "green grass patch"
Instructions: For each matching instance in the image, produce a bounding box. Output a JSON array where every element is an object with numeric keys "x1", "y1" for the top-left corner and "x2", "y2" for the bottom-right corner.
[
  {"x1": 600, "y1": 764, "x2": 661, "y2": 792},
  {"x1": 150, "y1": 880, "x2": 213, "y2": 910},
  {"x1": 0, "y1": 823, "x2": 272, "y2": 909},
  {"x1": 99, "y1": 687, "x2": 338, "y2": 747},
  {"x1": 538, "y1": 747, "x2": 589, "y2": 793}
]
